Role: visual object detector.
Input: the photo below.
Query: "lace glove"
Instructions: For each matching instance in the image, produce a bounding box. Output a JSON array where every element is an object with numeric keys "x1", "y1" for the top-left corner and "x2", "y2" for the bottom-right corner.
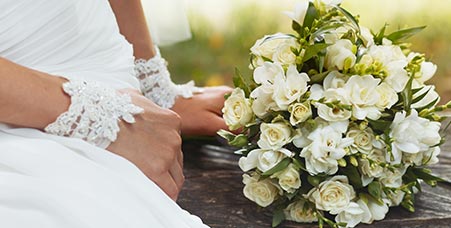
[
  {"x1": 134, "y1": 47, "x2": 203, "y2": 109},
  {"x1": 44, "y1": 80, "x2": 144, "y2": 148}
]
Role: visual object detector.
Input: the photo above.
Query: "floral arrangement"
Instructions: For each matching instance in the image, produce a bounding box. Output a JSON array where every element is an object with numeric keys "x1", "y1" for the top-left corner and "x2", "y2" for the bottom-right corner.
[{"x1": 219, "y1": 0, "x2": 451, "y2": 227}]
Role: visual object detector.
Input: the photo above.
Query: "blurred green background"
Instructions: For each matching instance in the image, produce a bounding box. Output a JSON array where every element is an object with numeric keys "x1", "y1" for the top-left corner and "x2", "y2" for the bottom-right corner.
[{"x1": 160, "y1": 0, "x2": 451, "y2": 103}]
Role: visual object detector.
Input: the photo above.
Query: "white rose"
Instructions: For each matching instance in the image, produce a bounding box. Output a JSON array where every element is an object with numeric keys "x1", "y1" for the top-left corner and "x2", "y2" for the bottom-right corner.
[
  {"x1": 284, "y1": 200, "x2": 318, "y2": 223},
  {"x1": 257, "y1": 122, "x2": 293, "y2": 150},
  {"x1": 272, "y1": 42, "x2": 298, "y2": 65},
  {"x1": 411, "y1": 85, "x2": 440, "y2": 109},
  {"x1": 308, "y1": 176, "x2": 356, "y2": 214},
  {"x1": 273, "y1": 164, "x2": 301, "y2": 193},
  {"x1": 288, "y1": 102, "x2": 312, "y2": 125},
  {"x1": 335, "y1": 202, "x2": 365, "y2": 228},
  {"x1": 390, "y1": 109, "x2": 441, "y2": 164},
  {"x1": 325, "y1": 39, "x2": 356, "y2": 71},
  {"x1": 250, "y1": 34, "x2": 299, "y2": 68},
  {"x1": 359, "y1": 149, "x2": 385, "y2": 186},
  {"x1": 379, "y1": 166, "x2": 407, "y2": 188},
  {"x1": 346, "y1": 125, "x2": 375, "y2": 154},
  {"x1": 272, "y1": 65, "x2": 310, "y2": 110},
  {"x1": 284, "y1": 0, "x2": 309, "y2": 25},
  {"x1": 242, "y1": 173, "x2": 281, "y2": 207},
  {"x1": 253, "y1": 61, "x2": 284, "y2": 85},
  {"x1": 250, "y1": 85, "x2": 278, "y2": 118},
  {"x1": 300, "y1": 121, "x2": 354, "y2": 175},
  {"x1": 239, "y1": 148, "x2": 293, "y2": 172},
  {"x1": 222, "y1": 88, "x2": 253, "y2": 130},
  {"x1": 375, "y1": 82, "x2": 398, "y2": 110},
  {"x1": 359, "y1": 26, "x2": 375, "y2": 47},
  {"x1": 343, "y1": 75, "x2": 381, "y2": 120}
]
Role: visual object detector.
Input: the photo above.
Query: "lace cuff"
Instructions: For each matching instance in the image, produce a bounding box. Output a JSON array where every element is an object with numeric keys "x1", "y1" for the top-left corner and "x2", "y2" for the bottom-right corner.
[
  {"x1": 44, "y1": 80, "x2": 144, "y2": 148},
  {"x1": 134, "y1": 47, "x2": 203, "y2": 109}
]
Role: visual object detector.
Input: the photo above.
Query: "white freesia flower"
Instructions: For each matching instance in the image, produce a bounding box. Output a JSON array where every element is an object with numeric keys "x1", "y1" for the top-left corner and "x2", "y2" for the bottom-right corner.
[
  {"x1": 356, "y1": 197, "x2": 388, "y2": 224},
  {"x1": 253, "y1": 62, "x2": 284, "y2": 85},
  {"x1": 312, "y1": 0, "x2": 343, "y2": 11},
  {"x1": 284, "y1": 0, "x2": 309, "y2": 26},
  {"x1": 384, "y1": 60, "x2": 410, "y2": 92},
  {"x1": 343, "y1": 75, "x2": 381, "y2": 120},
  {"x1": 346, "y1": 125, "x2": 375, "y2": 154},
  {"x1": 309, "y1": 84, "x2": 324, "y2": 101},
  {"x1": 335, "y1": 202, "x2": 365, "y2": 227},
  {"x1": 418, "y1": 61, "x2": 437, "y2": 83},
  {"x1": 389, "y1": 109, "x2": 441, "y2": 164},
  {"x1": 384, "y1": 190, "x2": 405, "y2": 207},
  {"x1": 403, "y1": 146, "x2": 440, "y2": 166},
  {"x1": 273, "y1": 65, "x2": 310, "y2": 110},
  {"x1": 292, "y1": 127, "x2": 311, "y2": 148},
  {"x1": 239, "y1": 148, "x2": 293, "y2": 172},
  {"x1": 359, "y1": 26, "x2": 375, "y2": 47},
  {"x1": 324, "y1": 71, "x2": 348, "y2": 90},
  {"x1": 300, "y1": 121, "x2": 353, "y2": 175},
  {"x1": 317, "y1": 103, "x2": 352, "y2": 122},
  {"x1": 284, "y1": 200, "x2": 318, "y2": 223},
  {"x1": 325, "y1": 39, "x2": 356, "y2": 71},
  {"x1": 250, "y1": 34, "x2": 299, "y2": 67},
  {"x1": 273, "y1": 164, "x2": 301, "y2": 193},
  {"x1": 323, "y1": 27, "x2": 349, "y2": 44},
  {"x1": 375, "y1": 82, "x2": 398, "y2": 110},
  {"x1": 289, "y1": 102, "x2": 312, "y2": 125},
  {"x1": 308, "y1": 176, "x2": 356, "y2": 214},
  {"x1": 379, "y1": 166, "x2": 407, "y2": 188},
  {"x1": 250, "y1": 85, "x2": 278, "y2": 118},
  {"x1": 411, "y1": 85, "x2": 440, "y2": 109},
  {"x1": 258, "y1": 122, "x2": 293, "y2": 150},
  {"x1": 223, "y1": 88, "x2": 253, "y2": 130},
  {"x1": 242, "y1": 173, "x2": 281, "y2": 207}
]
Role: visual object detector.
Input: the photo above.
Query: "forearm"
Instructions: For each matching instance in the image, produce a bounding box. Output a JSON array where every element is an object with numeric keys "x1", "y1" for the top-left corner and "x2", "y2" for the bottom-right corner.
[
  {"x1": 109, "y1": 0, "x2": 156, "y2": 59},
  {"x1": 0, "y1": 57, "x2": 70, "y2": 129}
]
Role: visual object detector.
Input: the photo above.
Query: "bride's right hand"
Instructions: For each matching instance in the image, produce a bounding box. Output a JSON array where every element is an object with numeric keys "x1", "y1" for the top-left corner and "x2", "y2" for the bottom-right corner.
[{"x1": 107, "y1": 89, "x2": 184, "y2": 201}]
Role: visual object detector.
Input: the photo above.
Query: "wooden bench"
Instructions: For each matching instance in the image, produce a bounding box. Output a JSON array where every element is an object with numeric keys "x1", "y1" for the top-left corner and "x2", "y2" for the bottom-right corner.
[{"x1": 179, "y1": 127, "x2": 451, "y2": 228}]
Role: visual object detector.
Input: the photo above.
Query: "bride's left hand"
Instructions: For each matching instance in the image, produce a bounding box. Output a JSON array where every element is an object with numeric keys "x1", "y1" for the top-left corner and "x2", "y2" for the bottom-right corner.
[{"x1": 171, "y1": 86, "x2": 232, "y2": 136}]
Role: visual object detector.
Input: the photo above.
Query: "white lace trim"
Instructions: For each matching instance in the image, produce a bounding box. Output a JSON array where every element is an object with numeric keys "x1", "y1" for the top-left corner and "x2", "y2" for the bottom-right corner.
[
  {"x1": 44, "y1": 80, "x2": 144, "y2": 148},
  {"x1": 134, "y1": 47, "x2": 203, "y2": 109}
]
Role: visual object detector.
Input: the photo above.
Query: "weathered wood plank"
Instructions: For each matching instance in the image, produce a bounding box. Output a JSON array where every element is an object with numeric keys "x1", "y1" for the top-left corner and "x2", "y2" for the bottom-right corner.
[{"x1": 179, "y1": 124, "x2": 451, "y2": 227}]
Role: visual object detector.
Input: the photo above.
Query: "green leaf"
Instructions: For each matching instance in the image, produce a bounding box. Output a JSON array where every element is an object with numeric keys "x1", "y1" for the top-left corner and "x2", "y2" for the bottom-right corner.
[
  {"x1": 411, "y1": 87, "x2": 431, "y2": 104},
  {"x1": 386, "y1": 26, "x2": 426, "y2": 44},
  {"x1": 335, "y1": 6, "x2": 360, "y2": 32},
  {"x1": 292, "y1": 21, "x2": 302, "y2": 35},
  {"x1": 272, "y1": 208, "x2": 285, "y2": 227},
  {"x1": 261, "y1": 158, "x2": 291, "y2": 177},
  {"x1": 368, "y1": 181, "x2": 383, "y2": 200},
  {"x1": 415, "y1": 97, "x2": 439, "y2": 111},
  {"x1": 340, "y1": 164, "x2": 363, "y2": 189},
  {"x1": 374, "y1": 24, "x2": 388, "y2": 45},
  {"x1": 229, "y1": 134, "x2": 248, "y2": 147},
  {"x1": 217, "y1": 129, "x2": 236, "y2": 141},
  {"x1": 233, "y1": 68, "x2": 256, "y2": 97},
  {"x1": 401, "y1": 74, "x2": 415, "y2": 113},
  {"x1": 303, "y1": 43, "x2": 329, "y2": 62},
  {"x1": 303, "y1": 2, "x2": 319, "y2": 33},
  {"x1": 292, "y1": 158, "x2": 307, "y2": 172},
  {"x1": 310, "y1": 71, "x2": 329, "y2": 84},
  {"x1": 368, "y1": 119, "x2": 392, "y2": 133},
  {"x1": 318, "y1": 53, "x2": 326, "y2": 73}
]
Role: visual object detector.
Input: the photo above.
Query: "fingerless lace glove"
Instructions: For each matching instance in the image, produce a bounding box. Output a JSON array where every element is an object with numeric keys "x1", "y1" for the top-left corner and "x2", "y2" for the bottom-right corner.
[
  {"x1": 44, "y1": 80, "x2": 144, "y2": 148},
  {"x1": 134, "y1": 47, "x2": 203, "y2": 109}
]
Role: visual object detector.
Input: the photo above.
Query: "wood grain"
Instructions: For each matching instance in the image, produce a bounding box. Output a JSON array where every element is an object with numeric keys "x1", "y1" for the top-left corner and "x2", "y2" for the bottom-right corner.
[{"x1": 179, "y1": 124, "x2": 451, "y2": 228}]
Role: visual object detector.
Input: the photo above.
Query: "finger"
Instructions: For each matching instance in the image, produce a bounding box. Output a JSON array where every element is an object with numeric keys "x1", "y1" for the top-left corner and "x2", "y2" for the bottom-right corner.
[
  {"x1": 207, "y1": 89, "x2": 230, "y2": 116},
  {"x1": 169, "y1": 159, "x2": 185, "y2": 191},
  {"x1": 203, "y1": 113, "x2": 230, "y2": 136},
  {"x1": 152, "y1": 172, "x2": 179, "y2": 201},
  {"x1": 177, "y1": 149, "x2": 184, "y2": 169}
]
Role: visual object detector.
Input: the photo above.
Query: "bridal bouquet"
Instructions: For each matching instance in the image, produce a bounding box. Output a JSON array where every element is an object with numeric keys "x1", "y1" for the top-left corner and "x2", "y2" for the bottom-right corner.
[{"x1": 219, "y1": 0, "x2": 450, "y2": 227}]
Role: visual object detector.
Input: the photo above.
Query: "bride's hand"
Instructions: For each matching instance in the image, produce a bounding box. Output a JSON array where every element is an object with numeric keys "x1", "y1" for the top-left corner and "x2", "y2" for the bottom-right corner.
[
  {"x1": 171, "y1": 86, "x2": 233, "y2": 136},
  {"x1": 107, "y1": 89, "x2": 184, "y2": 201}
]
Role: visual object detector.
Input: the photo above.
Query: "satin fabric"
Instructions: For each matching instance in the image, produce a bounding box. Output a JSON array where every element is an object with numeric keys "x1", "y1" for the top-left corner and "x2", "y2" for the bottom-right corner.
[{"x1": 0, "y1": 1, "x2": 208, "y2": 227}]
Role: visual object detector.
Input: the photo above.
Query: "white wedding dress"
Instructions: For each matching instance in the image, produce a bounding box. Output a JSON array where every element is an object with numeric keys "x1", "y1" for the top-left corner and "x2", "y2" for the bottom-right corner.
[{"x1": 0, "y1": 0, "x2": 208, "y2": 227}]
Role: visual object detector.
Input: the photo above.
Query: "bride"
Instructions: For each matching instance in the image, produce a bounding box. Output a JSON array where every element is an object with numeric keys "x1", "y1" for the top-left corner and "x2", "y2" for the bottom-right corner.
[{"x1": 0, "y1": 0, "x2": 230, "y2": 227}]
